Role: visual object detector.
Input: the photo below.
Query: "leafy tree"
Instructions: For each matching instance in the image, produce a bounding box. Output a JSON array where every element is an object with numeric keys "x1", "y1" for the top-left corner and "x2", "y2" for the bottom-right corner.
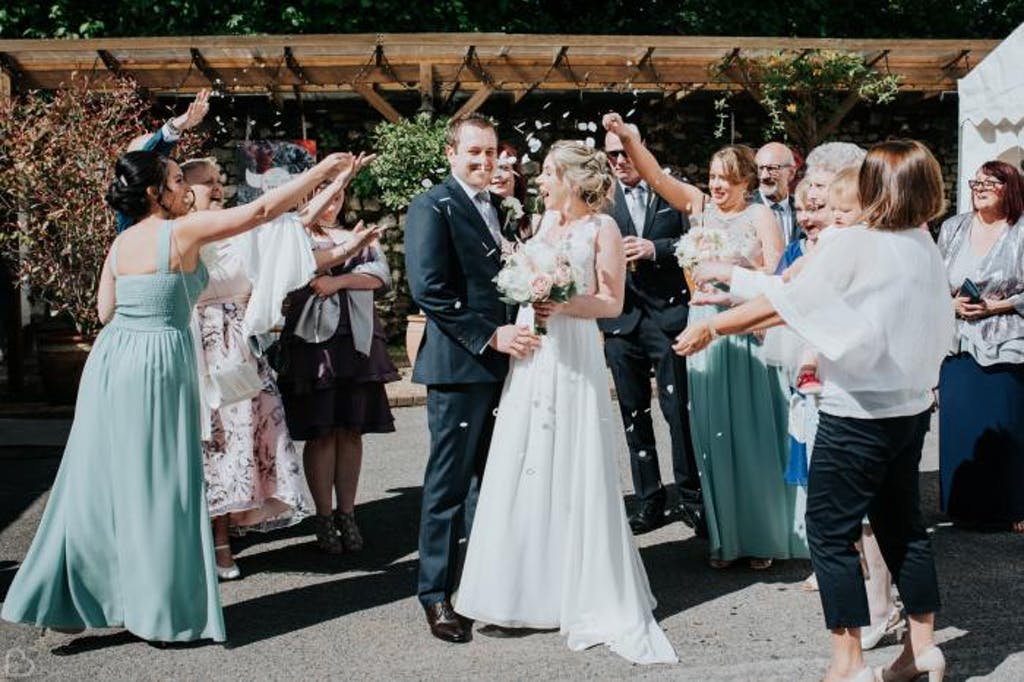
[{"x1": 1, "y1": 1, "x2": 1021, "y2": 39}]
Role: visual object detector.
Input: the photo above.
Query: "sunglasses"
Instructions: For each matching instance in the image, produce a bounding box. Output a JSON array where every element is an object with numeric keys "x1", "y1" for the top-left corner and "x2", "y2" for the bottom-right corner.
[{"x1": 606, "y1": 150, "x2": 629, "y2": 161}]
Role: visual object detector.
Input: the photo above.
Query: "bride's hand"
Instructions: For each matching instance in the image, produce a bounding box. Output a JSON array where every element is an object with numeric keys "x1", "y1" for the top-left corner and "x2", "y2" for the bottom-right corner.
[{"x1": 533, "y1": 300, "x2": 564, "y2": 325}]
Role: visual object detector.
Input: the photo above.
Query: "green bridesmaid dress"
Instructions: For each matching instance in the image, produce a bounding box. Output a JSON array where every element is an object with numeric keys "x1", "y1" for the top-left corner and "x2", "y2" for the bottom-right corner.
[
  {"x1": 2, "y1": 221, "x2": 225, "y2": 642},
  {"x1": 686, "y1": 205, "x2": 809, "y2": 563}
]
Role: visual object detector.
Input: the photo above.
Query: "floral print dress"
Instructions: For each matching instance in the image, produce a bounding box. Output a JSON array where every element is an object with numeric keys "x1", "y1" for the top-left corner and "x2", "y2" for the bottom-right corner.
[{"x1": 196, "y1": 239, "x2": 313, "y2": 533}]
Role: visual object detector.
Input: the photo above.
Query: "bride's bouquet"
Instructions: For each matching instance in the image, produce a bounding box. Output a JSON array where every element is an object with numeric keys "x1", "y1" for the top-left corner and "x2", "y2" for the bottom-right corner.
[{"x1": 494, "y1": 240, "x2": 580, "y2": 335}]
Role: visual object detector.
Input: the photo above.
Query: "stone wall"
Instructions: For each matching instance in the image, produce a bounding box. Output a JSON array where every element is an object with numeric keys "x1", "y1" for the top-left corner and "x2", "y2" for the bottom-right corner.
[{"x1": 193, "y1": 90, "x2": 962, "y2": 342}]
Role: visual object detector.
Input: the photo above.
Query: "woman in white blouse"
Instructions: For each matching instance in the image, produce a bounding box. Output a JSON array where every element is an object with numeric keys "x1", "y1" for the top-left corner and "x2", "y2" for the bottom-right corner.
[{"x1": 675, "y1": 139, "x2": 955, "y2": 682}]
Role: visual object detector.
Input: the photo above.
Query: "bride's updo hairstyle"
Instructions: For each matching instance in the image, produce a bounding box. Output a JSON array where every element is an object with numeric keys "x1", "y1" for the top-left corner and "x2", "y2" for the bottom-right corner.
[
  {"x1": 106, "y1": 150, "x2": 171, "y2": 224},
  {"x1": 710, "y1": 145, "x2": 758, "y2": 193},
  {"x1": 548, "y1": 140, "x2": 614, "y2": 212}
]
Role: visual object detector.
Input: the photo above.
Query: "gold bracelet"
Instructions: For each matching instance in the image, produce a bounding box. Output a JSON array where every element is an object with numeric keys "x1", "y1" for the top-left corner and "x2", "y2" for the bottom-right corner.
[{"x1": 708, "y1": 320, "x2": 721, "y2": 342}]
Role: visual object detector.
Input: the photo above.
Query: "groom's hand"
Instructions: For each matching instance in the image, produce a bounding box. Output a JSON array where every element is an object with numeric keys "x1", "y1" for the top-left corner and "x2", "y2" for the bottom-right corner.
[{"x1": 489, "y1": 325, "x2": 539, "y2": 359}]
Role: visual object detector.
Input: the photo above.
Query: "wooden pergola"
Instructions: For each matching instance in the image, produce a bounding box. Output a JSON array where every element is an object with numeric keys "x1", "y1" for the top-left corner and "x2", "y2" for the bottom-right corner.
[{"x1": 0, "y1": 33, "x2": 998, "y2": 121}]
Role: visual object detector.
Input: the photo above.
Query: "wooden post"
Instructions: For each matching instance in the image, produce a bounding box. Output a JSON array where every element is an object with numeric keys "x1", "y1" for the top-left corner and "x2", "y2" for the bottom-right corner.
[{"x1": 419, "y1": 63, "x2": 436, "y2": 114}]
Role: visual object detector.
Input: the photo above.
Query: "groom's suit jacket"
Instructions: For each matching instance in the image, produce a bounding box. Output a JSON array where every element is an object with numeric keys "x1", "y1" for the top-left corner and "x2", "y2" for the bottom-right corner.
[
  {"x1": 405, "y1": 175, "x2": 513, "y2": 386},
  {"x1": 599, "y1": 180, "x2": 691, "y2": 337}
]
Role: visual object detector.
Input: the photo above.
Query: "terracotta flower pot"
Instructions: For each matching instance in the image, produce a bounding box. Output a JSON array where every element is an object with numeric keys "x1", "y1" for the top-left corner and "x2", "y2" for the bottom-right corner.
[
  {"x1": 36, "y1": 329, "x2": 94, "y2": 405},
  {"x1": 405, "y1": 313, "x2": 427, "y2": 367}
]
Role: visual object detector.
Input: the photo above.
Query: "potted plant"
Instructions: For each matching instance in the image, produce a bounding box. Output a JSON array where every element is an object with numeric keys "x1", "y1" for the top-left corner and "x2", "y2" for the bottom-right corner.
[
  {"x1": 0, "y1": 75, "x2": 203, "y2": 403},
  {"x1": 361, "y1": 112, "x2": 450, "y2": 366}
]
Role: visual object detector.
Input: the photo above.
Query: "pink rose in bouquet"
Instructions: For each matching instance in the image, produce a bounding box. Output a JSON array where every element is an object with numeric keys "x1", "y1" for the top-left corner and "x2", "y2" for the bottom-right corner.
[{"x1": 494, "y1": 240, "x2": 579, "y2": 335}]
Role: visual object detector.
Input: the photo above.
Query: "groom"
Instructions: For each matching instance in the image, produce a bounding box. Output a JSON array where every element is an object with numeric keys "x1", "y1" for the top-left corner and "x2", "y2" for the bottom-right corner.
[{"x1": 405, "y1": 114, "x2": 539, "y2": 644}]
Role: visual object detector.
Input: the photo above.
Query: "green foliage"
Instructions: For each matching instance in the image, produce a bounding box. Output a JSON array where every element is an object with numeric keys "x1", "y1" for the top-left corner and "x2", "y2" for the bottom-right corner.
[
  {"x1": 715, "y1": 49, "x2": 901, "y2": 148},
  {"x1": 368, "y1": 113, "x2": 449, "y2": 212},
  {"x1": 1, "y1": 0, "x2": 1022, "y2": 39}
]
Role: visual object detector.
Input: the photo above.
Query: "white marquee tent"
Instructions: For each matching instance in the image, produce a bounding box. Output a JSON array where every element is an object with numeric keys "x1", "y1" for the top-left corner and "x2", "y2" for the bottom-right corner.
[{"x1": 958, "y1": 22, "x2": 1024, "y2": 212}]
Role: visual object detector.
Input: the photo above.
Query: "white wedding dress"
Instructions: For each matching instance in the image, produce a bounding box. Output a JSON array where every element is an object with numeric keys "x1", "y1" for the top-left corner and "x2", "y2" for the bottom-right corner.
[{"x1": 454, "y1": 215, "x2": 678, "y2": 665}]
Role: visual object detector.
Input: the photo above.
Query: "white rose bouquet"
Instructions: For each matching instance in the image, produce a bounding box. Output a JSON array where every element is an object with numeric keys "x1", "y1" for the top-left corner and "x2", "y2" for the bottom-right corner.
[{"x1": 494, "y1": 239, "x2": 579, "y2": 335}]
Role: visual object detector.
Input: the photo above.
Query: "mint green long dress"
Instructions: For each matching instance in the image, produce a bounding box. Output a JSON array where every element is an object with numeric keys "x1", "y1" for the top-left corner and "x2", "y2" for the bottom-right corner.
[
  {"x1": 686, "y1": 205, "x2": 808, "y2": 562},
  {"x1": 1, "y1": 221, "x2": 226, "y2": 642}
]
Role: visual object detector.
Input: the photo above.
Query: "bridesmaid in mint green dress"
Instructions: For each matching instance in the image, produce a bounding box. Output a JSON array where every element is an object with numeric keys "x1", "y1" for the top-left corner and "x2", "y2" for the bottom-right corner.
[
  {"x1": 2, "y1": 149, "x2": 364, "y2": 642},
  {"x1": 603, "y1": 114, "x2": 809, "y2": 568}
]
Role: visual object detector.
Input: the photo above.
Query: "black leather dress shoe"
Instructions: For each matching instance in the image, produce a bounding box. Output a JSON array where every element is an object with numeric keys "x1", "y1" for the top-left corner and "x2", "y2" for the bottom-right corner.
[
  {"x1": 424, "y1": 600, "x2": 469, "y2": 643},
  {"x1": 628, "y1": 499, "x2": 666, "y2": 534},
  {"x1": 673, "y1": 501, "x2": 708, "y2": 539}
]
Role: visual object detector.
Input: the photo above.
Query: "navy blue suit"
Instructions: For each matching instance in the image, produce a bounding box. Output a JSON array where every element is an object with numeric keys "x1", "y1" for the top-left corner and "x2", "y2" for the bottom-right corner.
[
  {"x1": 405, "y1": 175, "x2": 513, "y2": 607},
  {"x1": 601, "y1": 181, "x2": 700, "y2": 507}
]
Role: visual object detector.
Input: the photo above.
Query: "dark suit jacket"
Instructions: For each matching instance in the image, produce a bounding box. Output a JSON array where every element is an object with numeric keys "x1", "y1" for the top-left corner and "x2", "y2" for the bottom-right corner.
[
  {"x1": 599, "y1": 181, "x2": 691, "y2": 337},
  {"x1": 405, "y1": 175, "x2": 513, "y2": 386},
  {"x1": 751, "y1": 191, "x2": 798, "y2": 244}
]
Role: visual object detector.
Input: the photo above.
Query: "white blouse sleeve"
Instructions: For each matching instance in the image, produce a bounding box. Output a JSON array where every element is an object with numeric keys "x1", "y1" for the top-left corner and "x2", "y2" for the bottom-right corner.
[
  {"x1": 730, "y1": 266, "x2": 782, "y2": 301},
  {"x1": 765, "y1": 229, "x2": 876, "y2": 364}
]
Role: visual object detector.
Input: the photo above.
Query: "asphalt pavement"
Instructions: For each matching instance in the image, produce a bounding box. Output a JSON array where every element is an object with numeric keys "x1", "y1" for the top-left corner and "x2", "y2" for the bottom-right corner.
[{"x1": 0, "y1": 408, "x2": 1022, "y2": 681}]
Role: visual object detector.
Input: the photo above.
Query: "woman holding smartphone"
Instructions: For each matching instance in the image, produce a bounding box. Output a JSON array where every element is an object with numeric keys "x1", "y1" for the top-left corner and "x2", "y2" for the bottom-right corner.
[{"x1": 937, "y1": 160, "x2": 1024, "y2": 532}]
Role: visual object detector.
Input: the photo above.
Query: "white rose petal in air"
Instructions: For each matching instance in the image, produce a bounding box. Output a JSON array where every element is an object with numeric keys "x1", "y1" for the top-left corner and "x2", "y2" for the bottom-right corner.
[
  {"x1": 459, "y1": 422, "x2": 468, "y2": 428},
  {"x1": 576, "y1": 122, "x2": 588, "y2": 131},
  {"x1": 666, "y1": 385, "x2": 675, "y2": 394},
  {"x1": 626, "y1": 108, "x2": 636, "y2": 117},
  {"x1": 587, "y1": 122, "x2": 597, "y2": 132},
  {"x1": 528, "y1": 137, "x2": 543, "y2": 153},
  {"x1": 421, "y1": 178, "x2": 433, "y2": 188},
  {"x1": 585, "y1": 137, "x2": 595, "y2": 148}
]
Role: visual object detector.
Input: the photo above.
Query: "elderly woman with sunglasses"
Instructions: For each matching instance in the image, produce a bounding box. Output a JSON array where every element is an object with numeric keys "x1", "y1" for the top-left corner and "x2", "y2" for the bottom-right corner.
[{"x1": 937, "y1": 160, "x2": 1024, "y2": 533}]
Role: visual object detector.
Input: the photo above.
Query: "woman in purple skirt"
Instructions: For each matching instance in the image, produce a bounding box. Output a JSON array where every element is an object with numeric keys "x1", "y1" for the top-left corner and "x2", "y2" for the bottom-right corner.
[{"x1": 276, "y1": 199, "x2": 399, "y2": 554}]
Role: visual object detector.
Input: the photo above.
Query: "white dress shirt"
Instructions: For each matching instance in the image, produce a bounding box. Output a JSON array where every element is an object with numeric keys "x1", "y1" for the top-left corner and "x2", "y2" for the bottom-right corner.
[{"x1": 454, "y1": 175, "x2": 501, "y2": 245}]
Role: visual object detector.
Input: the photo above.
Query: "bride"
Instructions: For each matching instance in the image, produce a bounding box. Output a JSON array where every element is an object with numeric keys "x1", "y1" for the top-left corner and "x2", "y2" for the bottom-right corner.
[{"x1": 454, "y1": 141, "x2": 678, "y2": 665}]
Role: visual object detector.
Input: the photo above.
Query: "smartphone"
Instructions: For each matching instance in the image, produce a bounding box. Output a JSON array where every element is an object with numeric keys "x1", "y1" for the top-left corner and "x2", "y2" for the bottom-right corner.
[{"x1": 960, "y1": 278, "x2": 982, "y2": 304}]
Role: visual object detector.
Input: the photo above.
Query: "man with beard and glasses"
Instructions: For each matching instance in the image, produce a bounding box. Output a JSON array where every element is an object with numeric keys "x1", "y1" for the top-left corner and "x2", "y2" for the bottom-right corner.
[{"x1": 753, "y1": 142, "x2": 799, "y2": 246}]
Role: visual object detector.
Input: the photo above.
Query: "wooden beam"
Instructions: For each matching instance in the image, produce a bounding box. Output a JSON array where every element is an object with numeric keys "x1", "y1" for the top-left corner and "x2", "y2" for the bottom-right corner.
[
  {"x1": 453, "y1": 85, "x2": 494, "y2": 119},
  {"x1": 96, "y1": 49, "x2": 121, "y2": 74},
  {"x1": 284, "y1": 46, "x2": 310, "y2": 85},
  {"x1": 352, "y1": 83, "x2": 402, "y2": 122},
  {"x1": 0, "y1": 52, "x2": 23, "y2": 94},
  {"x1": 633, "y1": 47, "x2": 654, "y2": 68},
  {"x1": 190, "y1": 48, "x2": 225, "y2": 90},
  {"x1": 418, "y1": 62, "x2": 435, "y2": 113},
  {"x1": 941, "y1": 49, "x2": 971, "y2": 70}
]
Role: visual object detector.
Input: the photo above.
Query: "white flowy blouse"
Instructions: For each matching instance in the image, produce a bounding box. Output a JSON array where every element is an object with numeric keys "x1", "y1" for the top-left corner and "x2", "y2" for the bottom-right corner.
[{"x1": 765, "y1": 226, "x2": 955, "y2": 419}]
